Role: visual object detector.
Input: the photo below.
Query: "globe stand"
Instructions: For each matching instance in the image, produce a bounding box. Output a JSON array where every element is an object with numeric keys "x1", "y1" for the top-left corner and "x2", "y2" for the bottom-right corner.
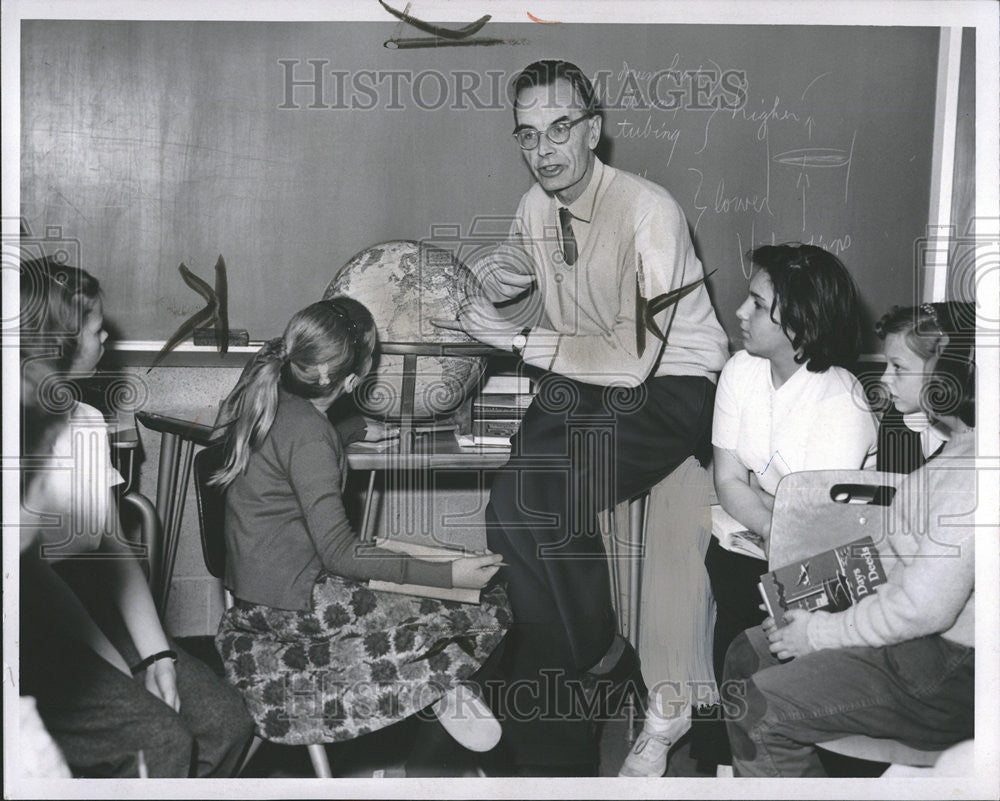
[{"x1": 379, "y1": 341, "x2": 501, "y2": 453}]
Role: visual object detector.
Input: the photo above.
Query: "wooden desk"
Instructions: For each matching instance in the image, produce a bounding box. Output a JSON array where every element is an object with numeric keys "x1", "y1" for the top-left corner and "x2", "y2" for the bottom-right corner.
[{"x1": 135, "y1": 409, "x2": 513, "y2": 612}]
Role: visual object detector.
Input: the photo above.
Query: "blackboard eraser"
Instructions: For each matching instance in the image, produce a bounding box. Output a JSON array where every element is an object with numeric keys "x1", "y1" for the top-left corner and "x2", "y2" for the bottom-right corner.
[{"x1": 192, "y1": 327, "x2": 250, "y2": 347}]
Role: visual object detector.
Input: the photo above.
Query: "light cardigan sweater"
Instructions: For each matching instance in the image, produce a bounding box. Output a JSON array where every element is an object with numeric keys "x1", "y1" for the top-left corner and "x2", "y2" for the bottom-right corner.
[
  {"x1": 511, "y1": 157, "x2": 729, "y2": 386},
  {"x1": 807, "y1": 429, "x2": 976, "y2": 650}
]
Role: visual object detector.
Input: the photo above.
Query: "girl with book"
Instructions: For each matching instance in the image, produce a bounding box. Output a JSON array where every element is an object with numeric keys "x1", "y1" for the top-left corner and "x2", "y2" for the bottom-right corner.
[
  {"x1": 678, "y1": 244, "x2": 878, "y2": 773},
  {"x1": 19, "y1": 256, "x2": 254, "y2": 777},
  {"x1": 723, "y1": 301, "x2": 976, "y2": 777},
  {"x1": 211, "y1": 298, "x2": 509, "y2": 760}
]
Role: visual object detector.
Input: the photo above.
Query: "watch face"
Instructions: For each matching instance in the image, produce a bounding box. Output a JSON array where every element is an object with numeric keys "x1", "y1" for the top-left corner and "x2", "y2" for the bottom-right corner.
[{"x1": 513, "y1": 334, "x2": 527, "y2": 353}]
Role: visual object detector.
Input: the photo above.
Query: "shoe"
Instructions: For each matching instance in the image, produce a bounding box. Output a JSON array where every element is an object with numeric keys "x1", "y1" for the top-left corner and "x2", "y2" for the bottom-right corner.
[
  {"x1": 617, "y1": 715, "x2": 692, "y2": 777},
  {"x1": 432, "y1": 684, "x2": 502, "y2": 753}
]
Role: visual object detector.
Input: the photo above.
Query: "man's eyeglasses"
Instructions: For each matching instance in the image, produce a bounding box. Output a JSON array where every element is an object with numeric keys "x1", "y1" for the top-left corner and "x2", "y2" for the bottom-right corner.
[{"x1": 512, "y1": 114, "x2": 593, "y2": 150}]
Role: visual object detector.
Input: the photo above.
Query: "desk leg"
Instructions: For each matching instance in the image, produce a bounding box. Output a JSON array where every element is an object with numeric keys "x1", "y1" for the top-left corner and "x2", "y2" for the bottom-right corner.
[
  {"x1": 153, "y1": 432, "x2": 179, "y2": 611},
  {"x1": 151, "y1": 432, "x2": 196, "y2": 616},
  {"x1": 159, "y1": 439, "x2": 195, "y2": 614},
  {"x1": 359, "y1": 469, "x2": 381, "y2": 544}
]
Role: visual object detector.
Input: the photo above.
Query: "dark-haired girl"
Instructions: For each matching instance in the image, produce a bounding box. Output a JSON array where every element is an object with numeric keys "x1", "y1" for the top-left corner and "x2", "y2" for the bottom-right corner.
[
  {"x1": 724, "y1": 300, "x2": 976, "y2": 776},
  {"x1": 687, "y1": 244, "x2": 877, "y2": 769},
  {"x1": 212, "y1": 298, "x2": 509, "y2": 756}
]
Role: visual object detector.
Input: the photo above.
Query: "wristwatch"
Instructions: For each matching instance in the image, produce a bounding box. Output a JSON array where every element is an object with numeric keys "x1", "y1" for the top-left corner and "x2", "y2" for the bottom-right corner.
[{"x1": 511, "y1": 327, "x2": 531, "y2": 357}]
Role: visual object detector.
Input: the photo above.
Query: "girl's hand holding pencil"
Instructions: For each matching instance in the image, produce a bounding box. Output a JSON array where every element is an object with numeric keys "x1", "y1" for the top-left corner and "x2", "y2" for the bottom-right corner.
[{"x1": 451, "y1": 553, "x2": 505, "y2": 589}]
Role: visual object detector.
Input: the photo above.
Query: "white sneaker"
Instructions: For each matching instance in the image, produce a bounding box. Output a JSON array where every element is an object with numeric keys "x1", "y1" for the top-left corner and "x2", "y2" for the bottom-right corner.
[
  {"x1": 432, "y1": 684, "x2": 502, "y2": 753},
  {"x1": 618, "y1": 716, "x2": 692, "y2": 777}
]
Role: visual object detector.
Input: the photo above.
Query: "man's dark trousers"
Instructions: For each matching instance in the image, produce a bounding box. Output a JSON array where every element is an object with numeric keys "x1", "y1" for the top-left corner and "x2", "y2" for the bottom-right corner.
[{"x1": 485, "y1": 372, "x2": 715, "y2": 769}]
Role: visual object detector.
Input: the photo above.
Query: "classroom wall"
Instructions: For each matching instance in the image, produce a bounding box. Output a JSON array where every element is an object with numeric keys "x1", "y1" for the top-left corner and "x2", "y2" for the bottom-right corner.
[{"x1": 22, "y1": 21, "x2": 939, "y2": 351}]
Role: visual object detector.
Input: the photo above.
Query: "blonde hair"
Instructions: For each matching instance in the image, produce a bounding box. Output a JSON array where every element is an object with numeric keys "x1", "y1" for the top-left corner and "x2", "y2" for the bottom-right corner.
[{"x1": 210, "y1": 298, "x2": 376, "y2": 487}]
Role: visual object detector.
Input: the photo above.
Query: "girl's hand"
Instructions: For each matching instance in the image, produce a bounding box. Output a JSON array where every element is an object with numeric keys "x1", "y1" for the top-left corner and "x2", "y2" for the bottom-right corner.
[
  {"x1": 451, "y1": 553, "x2": 504, "y2": 589},
  {"x1": 144, "y1": 658, "x2": 181, "y2": 712},
  {"x1": 765, "y1": 609, "x2": 815, "y2": 660}
]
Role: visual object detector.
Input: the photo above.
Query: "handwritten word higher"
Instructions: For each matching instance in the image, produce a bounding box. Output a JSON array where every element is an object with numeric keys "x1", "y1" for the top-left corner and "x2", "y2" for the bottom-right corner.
[{"x1": 730, "y1": 96, "x2": 816, "y2": 140}]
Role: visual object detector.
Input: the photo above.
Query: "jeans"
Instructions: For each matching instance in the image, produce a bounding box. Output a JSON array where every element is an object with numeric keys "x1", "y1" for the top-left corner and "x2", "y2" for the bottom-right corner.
[
  {"x1": 21, "y1": 561, "x2": 254, "y2": 777},
  {"x1": 723, "y1": 625, "x2": 974, "y2": 777}
]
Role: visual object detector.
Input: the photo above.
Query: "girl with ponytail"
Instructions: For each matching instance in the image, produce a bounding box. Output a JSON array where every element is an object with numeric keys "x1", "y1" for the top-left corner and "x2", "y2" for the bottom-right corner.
[{"x1": 212, "y1": 298, "x2": 509, "y2": 763}]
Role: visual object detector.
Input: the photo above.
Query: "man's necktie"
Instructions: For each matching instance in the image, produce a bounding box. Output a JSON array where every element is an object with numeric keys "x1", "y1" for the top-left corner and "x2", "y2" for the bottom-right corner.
[{"x1": 558, "y1": 207, "x2": 578, "y2": 266}]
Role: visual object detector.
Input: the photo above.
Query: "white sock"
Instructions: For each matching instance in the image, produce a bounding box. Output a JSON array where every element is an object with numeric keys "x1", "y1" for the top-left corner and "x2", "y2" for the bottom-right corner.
[
  {"x1": 643, "y1": 700, "x2": 674, "y2": 733},
  {"x1": 643, "y1": 693, "x2": 691, "y2": 735}
]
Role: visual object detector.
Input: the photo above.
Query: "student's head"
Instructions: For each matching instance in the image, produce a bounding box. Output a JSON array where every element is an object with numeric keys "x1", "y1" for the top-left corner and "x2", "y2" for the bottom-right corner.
[
  {"x1": 511, "y1": 60, "x2": 602, "y2": 205},
  {"x1": 212, "y1": 297, "x2": 377, "y2": 487},
  {"x1": 736, "y1": 244, "x2": 862, "y2": 372},
  {"x1": 277, "y1": 297, "x2": 377, "y2": 400},
  {"x1": 876, "y1": 302, "x2": 975, "y2": 427},
  {"x1": 20, "y1": 256, "x2": 107, "y2": 377}
]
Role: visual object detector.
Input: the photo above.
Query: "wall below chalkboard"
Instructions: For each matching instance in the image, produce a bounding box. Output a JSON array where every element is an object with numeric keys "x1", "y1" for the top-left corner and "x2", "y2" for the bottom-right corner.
[{"x1": 21, "y1": 20, "x2": 939, "y2": 352}]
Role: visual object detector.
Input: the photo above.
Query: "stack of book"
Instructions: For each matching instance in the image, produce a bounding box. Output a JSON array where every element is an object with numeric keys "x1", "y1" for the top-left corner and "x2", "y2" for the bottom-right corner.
[
  {"x1": 368, "y1": 538, "x2": 485, "y2": 604},
  {"x1": 457, "y1": 373, "x2": 535, "y2": 448}
]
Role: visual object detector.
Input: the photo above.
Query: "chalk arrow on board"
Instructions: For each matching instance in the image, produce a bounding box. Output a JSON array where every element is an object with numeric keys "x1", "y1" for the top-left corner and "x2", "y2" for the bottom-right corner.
[{"x1": 149, "y1": 255, "x2": 230, "y2": 371}]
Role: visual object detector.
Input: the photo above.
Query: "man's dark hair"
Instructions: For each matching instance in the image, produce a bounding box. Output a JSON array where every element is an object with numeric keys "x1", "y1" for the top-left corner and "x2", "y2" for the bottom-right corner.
[
  {"x1": 510, "y1": 60, "x2": 601, "y2": 121},
  {"x1": 749, "y1": 243, "x2": 862, "y2": 372}
]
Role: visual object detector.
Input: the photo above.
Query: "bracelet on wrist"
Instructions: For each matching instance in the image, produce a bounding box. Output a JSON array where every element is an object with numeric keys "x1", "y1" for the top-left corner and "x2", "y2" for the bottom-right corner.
[{"x1": 130, "y1": 649, "x2": 178, "y2": 675}]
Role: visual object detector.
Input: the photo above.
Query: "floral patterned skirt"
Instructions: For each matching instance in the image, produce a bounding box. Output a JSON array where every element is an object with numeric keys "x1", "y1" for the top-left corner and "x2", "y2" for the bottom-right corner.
[{"x1": 215, "y1": 573, "x2": 510, "y2": 745}]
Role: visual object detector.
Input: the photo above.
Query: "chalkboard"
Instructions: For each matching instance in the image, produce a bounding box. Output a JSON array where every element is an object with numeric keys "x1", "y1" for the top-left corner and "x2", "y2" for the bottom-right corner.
[{"x1": 20, "y1": 21, "x2": 938, "y2": 352}]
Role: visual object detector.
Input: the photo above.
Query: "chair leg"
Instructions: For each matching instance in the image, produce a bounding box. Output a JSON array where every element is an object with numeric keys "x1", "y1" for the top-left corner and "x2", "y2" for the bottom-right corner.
[
  {"x1": 307, "y1": 743, "x2": 332, "y2": 778},
  {"x1": 237, "y1": 736, "x2": 263, "y2": 775}
]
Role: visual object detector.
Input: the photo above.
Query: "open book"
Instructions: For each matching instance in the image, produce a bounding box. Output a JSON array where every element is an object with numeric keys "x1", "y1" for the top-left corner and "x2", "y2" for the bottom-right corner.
[
  {"x1": 758, "y1": 535, "x2": 887, "y2": 627},
  {"x1": 367, "y1": 538, "x2": 482, "y2": 604},
  {"x1": 711, "y1": 504, "x2": 767, "y2": 560}
]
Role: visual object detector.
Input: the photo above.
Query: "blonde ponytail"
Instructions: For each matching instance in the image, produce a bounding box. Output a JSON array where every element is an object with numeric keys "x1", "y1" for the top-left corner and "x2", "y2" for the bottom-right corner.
[
  {"x1": 209, "y1": 298, "x2": 377, "y2": 488},
  {"x1": 210, "y1": 337, "x2": 285, "y2": 487}
]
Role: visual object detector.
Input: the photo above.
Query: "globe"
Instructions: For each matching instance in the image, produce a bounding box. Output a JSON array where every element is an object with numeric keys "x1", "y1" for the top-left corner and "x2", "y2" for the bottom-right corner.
[{"x1": 324, "y1": 240, "x2": 486, "y2": 420}]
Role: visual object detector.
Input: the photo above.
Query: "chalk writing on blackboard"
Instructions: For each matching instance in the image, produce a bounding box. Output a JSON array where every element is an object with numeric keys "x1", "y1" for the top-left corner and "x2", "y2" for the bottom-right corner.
[
  {"x1": 774, "y1": 130, "x2": 857, "y2": 228},
  {"x1": 736, "y1": 221, "x2": 855, "y2": 280},
  {"x1": 614, "y1": 116, "x2": 681, "y2": 165},
  {"x1": 595, "y1": 56, "x2": 748, "y2": 113}
]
